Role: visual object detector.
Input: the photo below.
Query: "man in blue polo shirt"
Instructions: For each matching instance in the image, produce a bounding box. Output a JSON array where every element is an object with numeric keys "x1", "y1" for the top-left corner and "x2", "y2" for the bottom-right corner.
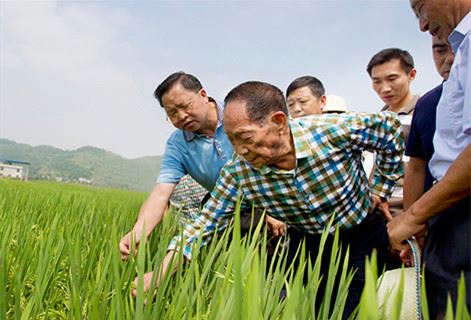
[{"x1": 119, "y1": 71, "x2": 233, "y2": 260}]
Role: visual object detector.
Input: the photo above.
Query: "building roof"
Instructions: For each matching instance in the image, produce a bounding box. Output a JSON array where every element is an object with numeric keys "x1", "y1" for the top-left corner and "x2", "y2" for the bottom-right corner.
[{"x1": 0, "y1": 159, "x2": 31, "y2": 165}]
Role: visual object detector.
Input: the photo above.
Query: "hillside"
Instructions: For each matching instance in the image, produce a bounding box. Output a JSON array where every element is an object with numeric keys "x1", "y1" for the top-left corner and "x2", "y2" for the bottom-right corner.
[{"x1": 0, "y1": 139, "x2": 161, "y2": 192}]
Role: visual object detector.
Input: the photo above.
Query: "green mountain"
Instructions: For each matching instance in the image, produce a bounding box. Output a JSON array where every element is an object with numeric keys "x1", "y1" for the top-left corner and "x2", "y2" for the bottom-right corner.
[{"x1": 0, "y1": 139, "x2": 161, "y2": 192}]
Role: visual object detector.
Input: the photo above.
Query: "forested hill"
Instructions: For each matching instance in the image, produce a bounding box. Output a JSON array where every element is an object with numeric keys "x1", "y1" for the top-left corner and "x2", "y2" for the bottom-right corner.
[{"x1": 0, "y1": 139, "x2": 161, "y2": 192}]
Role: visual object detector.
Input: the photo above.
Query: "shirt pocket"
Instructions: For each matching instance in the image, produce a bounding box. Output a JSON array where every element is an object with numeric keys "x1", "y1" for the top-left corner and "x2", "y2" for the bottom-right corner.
[{"x1": 439, "y1": 80, "x2": 463, "y2": 138}]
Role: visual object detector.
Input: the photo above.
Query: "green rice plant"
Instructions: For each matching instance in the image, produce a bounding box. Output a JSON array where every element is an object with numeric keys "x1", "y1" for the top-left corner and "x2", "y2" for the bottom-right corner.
[
  {"x1": 0, "y1": 180, "x2": 146, "y2": 319},
  {"x1": 1, "y1": 179, "x2": 469, "y2": 319},
  {"x1": 443, "y1": 274, "x2": 471, "y2": 320}
]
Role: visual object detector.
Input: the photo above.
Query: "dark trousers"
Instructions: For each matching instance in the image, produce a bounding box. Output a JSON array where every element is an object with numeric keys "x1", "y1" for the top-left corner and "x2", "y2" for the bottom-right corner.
[
  {"x1": 424, "y1": 197, "x2": 470, "y2": 319},
  {"x1": 285, "y1": 211, "x2": 389, "y2": 319}
]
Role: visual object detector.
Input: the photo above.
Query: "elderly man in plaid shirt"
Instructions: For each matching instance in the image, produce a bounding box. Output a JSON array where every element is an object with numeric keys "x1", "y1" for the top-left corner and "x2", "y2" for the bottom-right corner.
[{"x1": 156, "y1": 81, "x2": 403, "y2": 317}]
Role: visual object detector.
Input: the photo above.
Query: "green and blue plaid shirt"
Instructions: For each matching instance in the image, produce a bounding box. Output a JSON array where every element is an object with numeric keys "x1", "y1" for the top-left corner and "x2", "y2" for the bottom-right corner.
[{"x1": 169, "y1": 112, "x2": 404, "y2": 259}]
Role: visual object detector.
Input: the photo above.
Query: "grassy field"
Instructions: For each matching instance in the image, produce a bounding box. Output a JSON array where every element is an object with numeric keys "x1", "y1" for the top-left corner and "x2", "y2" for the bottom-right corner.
[{"x1": 0, "y1": 179, "x2": 468, "y2": 319}]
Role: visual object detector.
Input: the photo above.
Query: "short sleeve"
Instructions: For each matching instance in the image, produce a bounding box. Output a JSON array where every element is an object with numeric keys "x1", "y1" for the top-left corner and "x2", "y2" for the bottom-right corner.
[{"x1": 156, "y1": 133, "x2": 187, "y2": 184}]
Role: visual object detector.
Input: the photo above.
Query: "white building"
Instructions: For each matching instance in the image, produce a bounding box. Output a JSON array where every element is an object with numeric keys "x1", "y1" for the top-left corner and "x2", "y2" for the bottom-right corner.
[
  {"x1": 77, "y1": 177, "x2": 92, "y2": 184},
  {"x1": 0, "y1": 159, "x2": 30, "y2": 181}
]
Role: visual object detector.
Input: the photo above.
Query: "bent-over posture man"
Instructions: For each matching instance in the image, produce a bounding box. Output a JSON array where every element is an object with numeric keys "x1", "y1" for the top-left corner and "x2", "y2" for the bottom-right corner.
[{"x1": 157, "y1": 81, "x2": 404, "y2": 318}]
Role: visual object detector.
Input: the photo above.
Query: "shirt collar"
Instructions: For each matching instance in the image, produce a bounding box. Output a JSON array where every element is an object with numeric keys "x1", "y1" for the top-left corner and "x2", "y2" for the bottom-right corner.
[
  {"x1": 254, "y1": 117, "x2": 326, "y2": 175},
  {"x1": 183, "y1": 97, "x2": 223, "y2": 141},
  {"x1": 380, "y1": 94, "x2": 420, "y2": 115},
  {"x1": 241, "y1": 115, "x2": 343, "y2": 174},
  {"x1": 449, "y1": 11, "x2": 471, "y2": 54},
  {"x1": 289, "y1": 118, "x2": 323, "y2": 159}
]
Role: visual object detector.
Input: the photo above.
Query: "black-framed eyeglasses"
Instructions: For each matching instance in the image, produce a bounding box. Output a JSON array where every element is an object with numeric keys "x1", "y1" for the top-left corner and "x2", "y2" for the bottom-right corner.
[{"x1": 165, "y1": 90, "x2": 200, "y2": 124}]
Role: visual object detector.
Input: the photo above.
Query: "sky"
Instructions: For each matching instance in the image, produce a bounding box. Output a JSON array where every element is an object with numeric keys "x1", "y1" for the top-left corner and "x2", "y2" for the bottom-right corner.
[{"x1": 0, "y1": 0, "x2": 442, "y2": 159}]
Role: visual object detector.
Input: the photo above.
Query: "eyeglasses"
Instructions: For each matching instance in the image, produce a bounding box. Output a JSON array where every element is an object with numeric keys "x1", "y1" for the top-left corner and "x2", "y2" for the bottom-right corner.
[{"x1": 165, "y1": 91, "x2": 200, "y2": 124}]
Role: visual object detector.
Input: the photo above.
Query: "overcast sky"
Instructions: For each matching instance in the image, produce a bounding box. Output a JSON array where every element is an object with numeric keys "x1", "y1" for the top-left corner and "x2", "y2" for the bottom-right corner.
[{"x1": 1, "y1": 0, "x2": 441, "y2": 159}]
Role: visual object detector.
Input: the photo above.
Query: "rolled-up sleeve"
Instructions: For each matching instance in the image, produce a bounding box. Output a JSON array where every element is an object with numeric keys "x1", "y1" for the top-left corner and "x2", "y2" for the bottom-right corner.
[
  {"x1": 167, "y1": 163, "x2": 243, "y2": 260},
  {"x1": 157, "y1": 133, "x2": 187, "y2": 185}
]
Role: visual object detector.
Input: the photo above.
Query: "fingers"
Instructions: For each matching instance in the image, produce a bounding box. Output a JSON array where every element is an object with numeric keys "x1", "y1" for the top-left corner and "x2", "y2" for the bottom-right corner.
[
  {"x1": 272, "y1": 226, "x2": 280, "y2": 237},
  {"x1": 371, "y1": 195, "x2": 393, "y2": 221},
  {"x1": 132, "y1": 272, "x2": 154, "y2": 298},
  {"x1": 399, "y1": 247, "x2": 413, "y2": 267},
  {"x1": 387, "y1": 230, "x2": 404, "y2": 252},
  {"x1": 119, "y1": 240, "x2": 130, "y2": 260},
  {"x1": 266, "y1": 216, "x2": 286, "y2": 237},
  {"x1": 120, "y1": 233, "x2": 142, "y2": 260},
  {"x1": 270, "y1": 223, "x2": 286, "y2": 237},
  {"x1": 377, "y1": 200, "x2": 392, "y2": 221},
  {"x1": 380, "y1": 208, "x2": 393, "y2": 222},
  {"x1": 416, "y1": 234, "x2": 426, "y2": 250},
  {"x1": 371, "y1": 194, "x2": 381, "y2": 209},
  {"x1": 131, "y1": 278, "x2": 137, "y2": 297},
  {"x1": 279, "y1": 224, "x2": 286, "y2": 236}
]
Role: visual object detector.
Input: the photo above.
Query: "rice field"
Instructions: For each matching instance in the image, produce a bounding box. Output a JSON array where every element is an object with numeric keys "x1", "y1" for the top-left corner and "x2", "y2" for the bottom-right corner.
[{"x1": 0, "y1": 179, "x2": 468, "y2": 319}]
